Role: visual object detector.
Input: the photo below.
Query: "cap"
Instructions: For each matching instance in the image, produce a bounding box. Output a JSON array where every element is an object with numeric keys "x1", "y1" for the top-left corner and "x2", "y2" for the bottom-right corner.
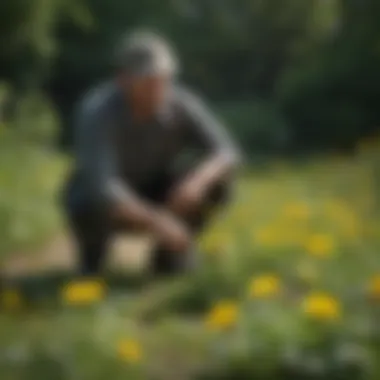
[{"x1": 114, "y1": 31, "x2": 179, "y2": 77}]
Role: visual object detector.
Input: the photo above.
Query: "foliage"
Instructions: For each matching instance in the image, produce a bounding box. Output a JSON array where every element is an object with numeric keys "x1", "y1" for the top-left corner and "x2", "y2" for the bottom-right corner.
[
  {"x1": 0, "y1": 0, "x2": 369, "y2": 148},
  {"x1": 0, "y1": 87, "x2": 68, "y2": 259},
  {"x1": 2, "y1": 139, "x2": 380, "y2": 379}
]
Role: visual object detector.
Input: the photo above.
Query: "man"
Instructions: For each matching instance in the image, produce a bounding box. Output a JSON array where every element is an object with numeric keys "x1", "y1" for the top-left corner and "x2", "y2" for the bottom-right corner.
[{"x1": 64, "y1": 31, "x2": 242, "y2": 276}]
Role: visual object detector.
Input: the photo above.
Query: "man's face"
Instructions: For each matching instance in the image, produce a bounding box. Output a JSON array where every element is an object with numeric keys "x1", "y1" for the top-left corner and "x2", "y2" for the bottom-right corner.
[{"x1": 119, "y1": 73, "x2": 171, "y2": 116}]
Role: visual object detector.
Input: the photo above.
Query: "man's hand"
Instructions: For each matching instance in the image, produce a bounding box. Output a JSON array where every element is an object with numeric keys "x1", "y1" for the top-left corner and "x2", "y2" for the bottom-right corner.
[
  {"x1": 168, "y1": 177, "x2": 205, "y2": 216},
  {"x1": 151, "y1": 210, "x2": 191, "y2": 252},
  {"x1": 111, "y1": 188, "x2": 191, "y2": 252},
  {"x1": 168, "y1": 153, "x2": 238, "y2": 216}
]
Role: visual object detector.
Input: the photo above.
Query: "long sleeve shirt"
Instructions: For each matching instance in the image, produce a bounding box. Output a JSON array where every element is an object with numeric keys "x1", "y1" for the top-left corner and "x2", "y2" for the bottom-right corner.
[{"x1": 73, "y1": 81, "x2": 241, "y2": 207}]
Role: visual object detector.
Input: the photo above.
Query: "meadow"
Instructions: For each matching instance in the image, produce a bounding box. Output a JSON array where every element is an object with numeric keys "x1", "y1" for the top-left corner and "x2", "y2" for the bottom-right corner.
[{"x1": 2, "y1": 137, "x2": 380, "y2": 380}]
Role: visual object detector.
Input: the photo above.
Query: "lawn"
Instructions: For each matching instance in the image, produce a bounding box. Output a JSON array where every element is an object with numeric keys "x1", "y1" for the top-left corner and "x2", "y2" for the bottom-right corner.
[{"x1": 2, "y1": 139, "x2": 380, "y2": 380}]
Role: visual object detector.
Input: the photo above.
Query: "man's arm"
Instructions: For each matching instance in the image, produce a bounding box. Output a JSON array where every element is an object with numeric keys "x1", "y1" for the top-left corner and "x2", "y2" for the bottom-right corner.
[
  {"x1": 169, "y1": 89, "x2": 242, "y2": 213},
  {"x1": 74, "y1": 101, "x2": 151, "y2": 228},
  {"x1": 74, "y1": 98, "x2": 190, "y2": 250}
]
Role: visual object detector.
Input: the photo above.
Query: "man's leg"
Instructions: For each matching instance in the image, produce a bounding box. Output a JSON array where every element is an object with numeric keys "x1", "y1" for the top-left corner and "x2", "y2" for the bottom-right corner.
[
  {"x1": 63, "y1": 176, "x2": 112, "y2": 276},
  {"x1": 148, "y1": 175, "x2": 233, "y2": 275}
]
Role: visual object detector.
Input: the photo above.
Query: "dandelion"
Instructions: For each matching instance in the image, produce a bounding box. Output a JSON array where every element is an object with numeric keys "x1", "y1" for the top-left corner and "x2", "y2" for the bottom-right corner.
[
  {"x1": 248, "y1": 274, "x2": 281, "y2": 299},
  {"x1": 118, "y1": 339, "x2": 143, "y2": 363},
  {"x1": 305, "y1": 233, "x2": 335, "y2": 257},
  {"x1": 302, "y1": 292, "x2": 341, "y2": 321},
  {"x1": 205, "y1": 300, "x2": 239, "y2": 331},
  {"x1": 61, "y1": 279, "x2": 105, "y2": 305},
  {"x1": 1, "y1": 289, "x2": 22, "y2": 310},
  {"x1": 368, "y1": 275, "x2": 380, "y2": 300}
]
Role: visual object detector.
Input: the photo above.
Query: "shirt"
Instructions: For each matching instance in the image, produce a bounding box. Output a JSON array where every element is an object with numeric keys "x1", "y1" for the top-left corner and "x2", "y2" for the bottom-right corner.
[{"x1": 73, "y1": 81, "x2": 241, "y2": 206}]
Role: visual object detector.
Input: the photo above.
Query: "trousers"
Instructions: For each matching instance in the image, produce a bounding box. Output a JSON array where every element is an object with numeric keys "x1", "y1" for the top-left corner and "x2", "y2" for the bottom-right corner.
[{"x1": 62, "y1": 169, "x2": 231, "y2": 276}]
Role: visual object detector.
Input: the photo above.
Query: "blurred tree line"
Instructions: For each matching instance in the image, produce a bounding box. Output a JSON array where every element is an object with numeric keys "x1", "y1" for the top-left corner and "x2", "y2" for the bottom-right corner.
[{"x1": 1, "y1": 0, "x2": 380, "y2": 155}]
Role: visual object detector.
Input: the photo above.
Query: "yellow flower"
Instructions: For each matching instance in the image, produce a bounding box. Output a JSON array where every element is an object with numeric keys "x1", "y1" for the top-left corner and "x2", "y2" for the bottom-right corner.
[
  {"x1": 118, "y1": 339, "x2": 143, "y2": 363},
  {"x1": 368, "y1": 275, "x2": 380, "y2": 299},
  {"x1": 282, "y1": 202, "x2": 310, "y2": 220},
  {"x1": 61, "y1": 279, "x2": 105, "y2": 305},
  {"x1": 305, "y1": 234, "x2": 335, "y2": 257},
  {"x1": 248, "y1": 274, "x2": 281, "y2": 298},
  {"x1": 302, "y1": 292, "x2": 341, "y2": 321},
  {"x1": 1, "y1": 289, "x2": 22, "y2": 310},
  {"x1": 205, "y1": 300, "x2": 239, "y2": 331}
]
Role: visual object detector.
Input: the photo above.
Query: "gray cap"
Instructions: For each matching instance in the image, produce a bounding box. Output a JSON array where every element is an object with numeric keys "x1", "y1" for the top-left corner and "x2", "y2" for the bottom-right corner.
[{"x1": 114, "y1": 31, "x2": 179, "y2": 77}]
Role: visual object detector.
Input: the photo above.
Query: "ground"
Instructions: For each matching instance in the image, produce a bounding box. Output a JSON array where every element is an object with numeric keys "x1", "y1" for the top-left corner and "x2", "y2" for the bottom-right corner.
[{"x1": 2, "y1": 147, "x2": 380, "y2": 380}]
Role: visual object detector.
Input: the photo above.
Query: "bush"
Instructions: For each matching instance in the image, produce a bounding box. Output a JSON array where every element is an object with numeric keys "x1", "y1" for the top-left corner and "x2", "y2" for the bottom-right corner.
[
  {"x1": 0, "y1": 88, "x2": 69, "y2": 259},
  {"x1": 216, "y1": 99, "x2": 292, "y2": 158}
]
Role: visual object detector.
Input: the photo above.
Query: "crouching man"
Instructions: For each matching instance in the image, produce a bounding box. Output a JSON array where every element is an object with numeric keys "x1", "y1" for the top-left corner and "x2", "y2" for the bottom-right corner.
[{"x1": 63, "y1": 31, "x2": 242, "y2": 276}]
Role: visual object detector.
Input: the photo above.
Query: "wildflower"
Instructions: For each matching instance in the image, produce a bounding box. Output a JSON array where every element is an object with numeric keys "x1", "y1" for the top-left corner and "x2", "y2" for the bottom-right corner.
[
  {"x1": 368, "y1": 275, "x2": 380, "y2": 300},
  {"x1": 1, "y1": 289, "x2": 22, "y2": 310},
  {"x1": 118, "y1": 339, "x2": 143, "y2": 363},
  {"x1": 248, "y1": 274, "x2": 281, "y2": 299},
  {"x1": 305, "y1": 234, "x2": 335, "y2": 257},
  {"x1": 302, "y1": 292, "x2": 341, "y2": 321},
  {"x1": 205, "y1": 300, "x2": 239, "y2": 331},
  {"x1": 61, "y1": 279, "x2": 105, "y2": 305}
]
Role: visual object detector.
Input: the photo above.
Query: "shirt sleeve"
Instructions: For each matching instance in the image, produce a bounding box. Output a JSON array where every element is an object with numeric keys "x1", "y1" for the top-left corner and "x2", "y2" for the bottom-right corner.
[
  {"x1": 74, "y1": 100, "x2": 135, "y2": 207},
  {"x1": 179, "y1": 88, "x2": 243, "y2": 163}
]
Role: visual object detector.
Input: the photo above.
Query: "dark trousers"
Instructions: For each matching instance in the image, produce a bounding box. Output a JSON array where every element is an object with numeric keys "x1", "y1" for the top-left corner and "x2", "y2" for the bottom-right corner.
[{"x1": 63, "y1": 170, "x2": 231, "y2": 276}]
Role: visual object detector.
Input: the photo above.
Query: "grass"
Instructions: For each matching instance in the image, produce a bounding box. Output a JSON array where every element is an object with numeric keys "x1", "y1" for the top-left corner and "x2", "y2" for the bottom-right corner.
[{"x1": 2, "y1": 137, "x2": 380, "y2": 379}]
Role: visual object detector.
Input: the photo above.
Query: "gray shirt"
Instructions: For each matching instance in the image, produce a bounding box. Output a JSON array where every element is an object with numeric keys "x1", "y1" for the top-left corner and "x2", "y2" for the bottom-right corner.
[{"x1": 74, "y1": 81, "x2": 240, "y2": 206}]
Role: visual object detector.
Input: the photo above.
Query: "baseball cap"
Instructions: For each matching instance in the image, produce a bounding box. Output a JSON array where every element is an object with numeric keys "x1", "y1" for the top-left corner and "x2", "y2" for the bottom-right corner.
[{"x1": 114, "y1": 30, "x2": 179, "y2": 77}]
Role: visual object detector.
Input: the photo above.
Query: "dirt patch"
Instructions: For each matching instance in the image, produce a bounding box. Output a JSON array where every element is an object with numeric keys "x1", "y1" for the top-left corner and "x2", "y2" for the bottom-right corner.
[{"x1": 1, "y1": 231, "x2": 152, "y2": 277}]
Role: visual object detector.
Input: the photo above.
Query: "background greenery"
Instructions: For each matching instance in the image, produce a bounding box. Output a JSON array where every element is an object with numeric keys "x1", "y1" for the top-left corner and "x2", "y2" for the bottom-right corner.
[
  {"x1": 1, "y1": 0, "x2": 380, "y2": 379},
  {"x1": 1, "y1": 0, "x2": 380, "y2": 152}
]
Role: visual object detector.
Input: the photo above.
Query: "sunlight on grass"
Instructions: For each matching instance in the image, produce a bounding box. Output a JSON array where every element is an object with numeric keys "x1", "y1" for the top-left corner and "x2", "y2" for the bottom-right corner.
[{"x1": 2, "y1": 138, "x2": 380, "y2": 379}]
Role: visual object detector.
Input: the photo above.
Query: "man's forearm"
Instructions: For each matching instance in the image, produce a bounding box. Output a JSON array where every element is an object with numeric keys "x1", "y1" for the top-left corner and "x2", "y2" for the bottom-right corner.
[
  {"x1": 112, "y1": 195, "x2": 157, "y2": 229},
  {"x1": 186, "y1": 152, "x2": 239, "y2": 192},
  {"x1": 106, "y1": 179, "x2": 158, "y2": 230}
]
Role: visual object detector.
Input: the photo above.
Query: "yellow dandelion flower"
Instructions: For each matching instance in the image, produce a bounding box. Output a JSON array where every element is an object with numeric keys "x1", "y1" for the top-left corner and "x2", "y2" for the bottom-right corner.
[
  {"x1": 205, "y1": 300, "x2": 239, "y2": 331},
  {"x1": 305, "y1": 234, "x2": 335, "y2": 257},
  {"x1": 118, "y1": 339, "x2": 143, "y2": 363},
  {"x1": 368, "y1": 275, "x2": 380, "y2": 299},
  {"x1": 61, "y1": 279, "x2": 105, "y2": 305},
  {"x1": 248, "y1": 274, "x2": 281, "y2": 299},
  {"x1": 282, "y1": 202, "x2": 310, "y2": 220},
  {"x1": 302, "y1": 292, "x2": 341, "y2": 321},
  {"x1": 1, "y1": 289, "x2": 23, "y2": 310}
]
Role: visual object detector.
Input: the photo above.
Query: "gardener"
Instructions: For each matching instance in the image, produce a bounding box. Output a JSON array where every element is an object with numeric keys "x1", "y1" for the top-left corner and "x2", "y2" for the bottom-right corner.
[{"x1": 63, "y1": 31, "x2": 242, "y2": 276}]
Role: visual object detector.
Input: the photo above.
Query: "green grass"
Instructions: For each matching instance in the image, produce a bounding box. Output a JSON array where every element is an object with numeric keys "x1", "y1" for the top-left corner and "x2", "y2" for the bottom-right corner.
[{"x1": 2, "y1": 140, "x2": 380, "y2": 380}]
